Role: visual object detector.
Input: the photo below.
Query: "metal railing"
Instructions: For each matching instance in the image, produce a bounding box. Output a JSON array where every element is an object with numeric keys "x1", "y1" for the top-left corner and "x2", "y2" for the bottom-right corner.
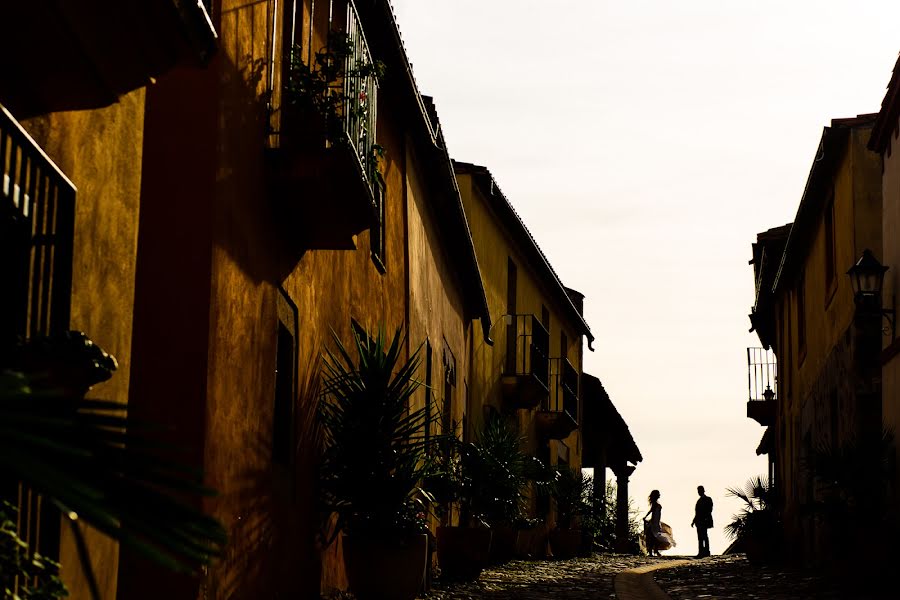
[
  {"x1": 1, "y1": 103, "x2": 75, "y2": 347},
  {"x1": 338, "y1": 0, "x2": 378, "y2": 186},
  {"x1": 747, "y1": 347, "x2": 777, "y2": 402},
  {"x1": 547, "y1": 357, "x2": 578, "y2": 421},
  {"x1": 1, "y1": 102, "x2": 76, "y2": 581},
  {"x1": 503, "y1": 313, "x2": 550, "y2": 389}
]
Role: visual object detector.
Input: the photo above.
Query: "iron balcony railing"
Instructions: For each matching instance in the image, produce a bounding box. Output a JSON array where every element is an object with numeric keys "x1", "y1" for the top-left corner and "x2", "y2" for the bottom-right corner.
[
  {"x1": 1, "y1": 102, "x2": 76, "y2": 579},
  {"x1": 547, "y1": 357, "x2": 579, "y2": 422},
  {"x1": 747, "y1": 347, "x2": 777, "y2": 402},
  {"x1": 504, "y1": 313, "x2": 550, "y2": 389},
  {"x1": 1, "y1": 103, "x2": 75, "y2": 348},
  {"x1": 339, "y1": 0, "x2": 378, "y2": 187}
]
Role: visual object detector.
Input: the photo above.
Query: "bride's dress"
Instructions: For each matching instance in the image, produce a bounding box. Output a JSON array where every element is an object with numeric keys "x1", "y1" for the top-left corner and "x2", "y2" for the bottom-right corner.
[{"x1": 645, "y1": 503, "x2": 676, "y2": 551}]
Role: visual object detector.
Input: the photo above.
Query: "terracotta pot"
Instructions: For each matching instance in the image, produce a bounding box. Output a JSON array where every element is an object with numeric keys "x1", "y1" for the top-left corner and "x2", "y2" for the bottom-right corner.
[
  {"x1": 514, "y1": 523, "x2": 549, "y2": 559},
  {"x1": 489, "y1": 526, "x2": 519, "y2": 564},
  {"x1": 549, "y1": 529, "x2": 582, "y2": 559},
  {"x1": 436, "y1": 526, "x2": 492, "y2": 581},
  {"x1": 343, "y1": 533, "x2": 428, "y2": 600}
]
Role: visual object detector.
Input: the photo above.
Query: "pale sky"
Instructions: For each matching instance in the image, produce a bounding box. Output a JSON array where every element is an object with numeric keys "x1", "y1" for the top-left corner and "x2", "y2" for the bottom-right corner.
[{"x1": 390, "y1": 0, "x2": 900, "y2": 556}]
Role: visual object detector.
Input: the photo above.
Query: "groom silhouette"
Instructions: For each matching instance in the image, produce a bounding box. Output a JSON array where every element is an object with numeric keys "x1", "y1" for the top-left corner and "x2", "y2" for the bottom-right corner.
[{"x1": 690, "y1": 485, "x2": 713, "y2": 558}]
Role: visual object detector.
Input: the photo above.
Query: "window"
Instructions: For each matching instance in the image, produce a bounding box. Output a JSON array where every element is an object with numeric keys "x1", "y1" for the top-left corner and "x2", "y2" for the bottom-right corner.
[
  {"x1": 824, "y1": 189, "x2": 836, "y2": 299},
  {"x1": 424, "y1": 340, "x2": 433, "y2": 443},
  {"x1": 541, "y1": 305, "x2": 550, "y2": 331},
  {"x1": 273, "y1": 289, "x2": 298, "y2": 466},
  {"x1": 560, "y1": 331, "x2": 568, "y2": 360},
  {"x1": 370, "y1": 178, "x2": 386, "y2": 273},
  {"x1": 797, "y1": 275, "x2": 806, "y2": 361},
  {"x1": 441, "y1": 341, "x2": 456, "y2": 437},
  {"x1": 505, "y1": 258, "x2": 518, "y2": 373}
]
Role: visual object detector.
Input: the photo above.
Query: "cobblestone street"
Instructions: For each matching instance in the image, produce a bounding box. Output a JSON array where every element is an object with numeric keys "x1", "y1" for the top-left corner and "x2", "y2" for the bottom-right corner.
[
  {"x1": 423, "y1": 553, "x2": 883, "y2": 600},
  {"x1": 427, "y1": 554, "x2": 658, "y2": 599}
]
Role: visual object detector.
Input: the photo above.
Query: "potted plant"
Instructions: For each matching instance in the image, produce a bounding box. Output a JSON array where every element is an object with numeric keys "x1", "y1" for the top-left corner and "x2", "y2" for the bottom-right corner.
[
  {"x1": 318, "y1": 324, "x2": 437, "y2": 600},
  {"x1": 724, "y1": 475, "x2": 782, "y2": 565},
  {"x1": 427, "y1": 433, "x2": 493, "y2": 581},
  {"x1": 427, "y1": 414, "x2": 553, "y2": 576},
  {"x1": 548, "y1": 467, "x2": 592, "y2": 559}
]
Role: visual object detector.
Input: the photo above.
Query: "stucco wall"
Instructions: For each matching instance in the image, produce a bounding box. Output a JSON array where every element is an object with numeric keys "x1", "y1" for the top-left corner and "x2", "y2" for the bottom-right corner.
[
  {"x1": 772, "y1": 124, "x2": 882, "y2": 564},
  {"x1": 19, "y1": 88, "x2": 145, "y2": 600},
  {"x1": 457, "y1": 173, "x2": 584, "y2": 477},
  {"x1": 22, "y1": 90, "x2": 144, "y2": 598},
  {"x1": 881, "y1": 118, "x2": 900, "y2": 502}
]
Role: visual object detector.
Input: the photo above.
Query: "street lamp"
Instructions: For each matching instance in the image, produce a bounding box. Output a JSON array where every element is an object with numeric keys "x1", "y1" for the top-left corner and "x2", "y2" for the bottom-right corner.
[
  {"x1": 763, "y1": 385, "x2": 775, "y2": 402},
  {"x1": 847, "y1": 249, "x2": 894, "y2": 338}
]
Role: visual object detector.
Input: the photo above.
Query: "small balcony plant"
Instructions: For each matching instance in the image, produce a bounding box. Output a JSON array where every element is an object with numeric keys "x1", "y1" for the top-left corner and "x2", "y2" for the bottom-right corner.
[{"x1": 318, "y1": 324, "x2": 438, "y2": 600}]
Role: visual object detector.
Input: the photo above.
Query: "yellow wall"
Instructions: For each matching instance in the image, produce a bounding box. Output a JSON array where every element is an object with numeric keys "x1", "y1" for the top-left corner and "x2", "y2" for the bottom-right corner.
[
  {"x1": 457, "y1": 172, "x2": 585, "y2": 478},
  {"x1": 19, "y1": 88, "x2": 146, "y2": 600},
  {"x1": 881, "y1": 118, "x2": 900, "y2": 503},
  {"x1": 772, "y1": 124, "x2": 882, "y2": 556}
]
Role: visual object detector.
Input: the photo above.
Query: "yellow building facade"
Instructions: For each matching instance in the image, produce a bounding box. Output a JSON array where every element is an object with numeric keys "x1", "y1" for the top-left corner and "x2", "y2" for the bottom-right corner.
[
  {"x1": 0, "y1": 4, "x2": 217, "y2": 600},
  {"x1": 455, "y1": 162, "x2": 594, "y2": 524},
  {"x1": 750, "y1": 115, "x2": 882, "y2": 565},
  {"x1": 870, "y1": 51, "x2": 900, "y2": 536}
]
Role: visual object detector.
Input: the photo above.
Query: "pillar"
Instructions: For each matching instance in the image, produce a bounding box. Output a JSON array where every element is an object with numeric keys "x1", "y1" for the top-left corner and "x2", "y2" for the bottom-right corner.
[{"x1": 615, "y1": 464, "x2": 636, "y2": 553}]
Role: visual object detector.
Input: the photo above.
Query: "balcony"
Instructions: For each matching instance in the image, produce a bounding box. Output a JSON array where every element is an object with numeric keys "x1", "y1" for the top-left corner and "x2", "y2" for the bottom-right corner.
[
  {"x1": 746, "y1": 347, "x2": 776, "y2": 427},
  {"x1": 1, "y1": 103, "x2": 76, "y2": 349},
  {"x1": 0, "y1": 1, "x2": 217, "y2": 117},
  {"x1": 500, "y1": 314, "x2": 550, "y2": 410},
  {"x1": 537, "y1": 357, "x2": 579, "y2": 440},
  {"x1": 268, "y1": 0, "x2": 380, "y2": 250}
]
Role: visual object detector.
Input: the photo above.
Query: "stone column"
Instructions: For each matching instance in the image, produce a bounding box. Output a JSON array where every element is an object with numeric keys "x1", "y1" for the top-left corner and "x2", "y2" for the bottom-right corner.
[{"x1": 615, "y1": 464, "x2": 636, "y2": 553}]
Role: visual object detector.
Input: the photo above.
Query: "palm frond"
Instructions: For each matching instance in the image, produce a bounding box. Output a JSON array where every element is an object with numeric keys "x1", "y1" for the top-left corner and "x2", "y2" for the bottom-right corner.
[{"x1": 0, "y1": 370, "x2": 227, "y2": 574}]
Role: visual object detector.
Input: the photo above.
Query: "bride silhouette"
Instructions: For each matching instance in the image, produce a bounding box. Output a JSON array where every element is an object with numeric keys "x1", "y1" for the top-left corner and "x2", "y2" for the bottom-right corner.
[{"x1": 643, "y1": 489, "x2": 676, "y2": 556}]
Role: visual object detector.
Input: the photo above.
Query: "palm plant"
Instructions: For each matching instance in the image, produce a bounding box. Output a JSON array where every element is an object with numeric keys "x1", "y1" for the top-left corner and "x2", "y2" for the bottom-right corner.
[
  {"x1": 1, "y1": 334, "x2": 228, "y2": 600},
  {"x1": 318, "y1": 324, "x2": 438, "y2": 542},
  {"x1": 725, "y1": 475, "x2": 779, "y2": 562},
  {"x1": 550, "y1": 467, "x2": 592, "y2": 531},
  {"x1": 428, "y1": 414, "x2": 550, "y2": 528}
]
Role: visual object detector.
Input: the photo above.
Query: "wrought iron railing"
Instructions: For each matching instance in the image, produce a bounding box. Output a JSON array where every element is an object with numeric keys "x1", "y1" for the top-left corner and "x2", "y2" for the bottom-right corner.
[
  {"x1": 1, "y1": 103, "x2": 75, "y2": 348},
  {"x1": 336, "y1": 0, "x2": 378, "y2": 187},
  {"x1": 747, "y1": 347, "x2": 777, "y2": 402},
  {"x1": 547, "y1": 357, "x2": 578, "y2": 422},
  {"x1": 504, "y1": 313, "x2": 550, "y2": 389},
  {"x1": 1, "y1": 102, "x2": 76, "y2": 578}
]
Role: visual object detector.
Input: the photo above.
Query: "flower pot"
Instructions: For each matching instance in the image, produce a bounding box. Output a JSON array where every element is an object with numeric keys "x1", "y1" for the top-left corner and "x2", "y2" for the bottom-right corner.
[
  {"x1": 549, "y1": 529, "x2": 582, "y2": 559},
  {"x1": 343, "y1": 533, "x2": 428, "y2": 600},
  {"x1": 488, "y1": 526, "x2": 519, "y2": 564},
  {"x1": 514, "y1": 523, "x2": 549, "y2": 559},
  {"x1": 579, "y1": 532, "x2": 595, "y2": 557},
  {"x1": 436, "y1": 526, "x2": 492, "y2": 581}
]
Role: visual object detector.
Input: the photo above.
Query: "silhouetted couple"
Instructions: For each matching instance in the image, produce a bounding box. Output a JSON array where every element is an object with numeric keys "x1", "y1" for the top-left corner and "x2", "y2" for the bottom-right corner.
[{"x1": 643, "y1": 486, "x2": 713, "y2": 558}]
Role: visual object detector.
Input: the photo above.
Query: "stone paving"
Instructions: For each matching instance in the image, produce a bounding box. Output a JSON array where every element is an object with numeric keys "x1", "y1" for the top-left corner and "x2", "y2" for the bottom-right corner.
[
  {"x1": 653, "y1": 554, "x2": 883, "y2": 600},
  {"x1": 423, "y1": 552, "x2": 885, "y2": 599},
  {"x1": 426, "y1": 554, "x2": 659, "y2": 599}
]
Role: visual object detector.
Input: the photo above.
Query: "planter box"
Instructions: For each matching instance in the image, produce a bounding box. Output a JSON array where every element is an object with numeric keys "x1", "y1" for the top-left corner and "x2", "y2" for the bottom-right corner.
[
  {"x1": 436, "y1": 526, "x2": 492, "y2": 581},
  {"x1": 343, "y1": 533, "x2": 427, "y2": 600},
  {"x1": 549, "y1": 529, "x2": 582, "y2": 559},
  {"x1": 514, "y1": 523, "x2": 549, "y2": 559}
]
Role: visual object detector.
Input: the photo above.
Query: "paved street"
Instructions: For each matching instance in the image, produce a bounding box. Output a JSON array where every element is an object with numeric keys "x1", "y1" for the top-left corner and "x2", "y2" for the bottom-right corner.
[
  {"x1": 427, "y1": 554, "x2": 658, "y2": 599},
  {"x1": 423, "y1": 553, "x2": 882, "y2": 600}
]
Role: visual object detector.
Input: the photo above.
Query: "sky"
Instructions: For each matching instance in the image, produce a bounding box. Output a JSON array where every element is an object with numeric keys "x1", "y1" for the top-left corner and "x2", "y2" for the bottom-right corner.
[{"x1": 390, "y1": 0, "x2": 900, "y2": 556}]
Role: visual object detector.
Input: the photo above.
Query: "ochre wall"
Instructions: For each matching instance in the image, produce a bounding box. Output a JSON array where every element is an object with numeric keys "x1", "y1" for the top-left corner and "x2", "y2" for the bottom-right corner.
[
  {"x1": 405, "y1": 140, "x2": 470, "y2": 440},
  {"x1": 20, "y1": 89, "x2": 146, "y2": 600},
  {"x1": 772, "y1": 124, "x2": 882, "y2": 563},
  {"x1": 881, "y1": 117, "x2": 900, "y2": 508},
  {"x1": 457, "y1": 172, "x2": 585, "y2": 481}
]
